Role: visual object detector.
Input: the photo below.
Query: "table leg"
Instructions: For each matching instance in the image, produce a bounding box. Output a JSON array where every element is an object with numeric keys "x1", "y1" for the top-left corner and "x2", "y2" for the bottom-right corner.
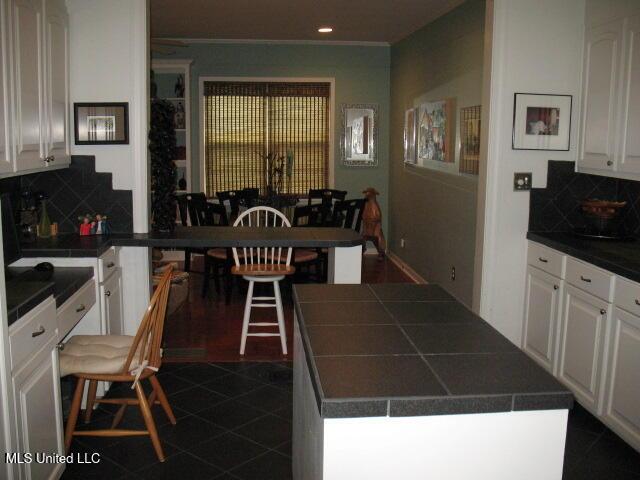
[{"x1": 327, "y1": 245, "x2": 362, "y2": 284}]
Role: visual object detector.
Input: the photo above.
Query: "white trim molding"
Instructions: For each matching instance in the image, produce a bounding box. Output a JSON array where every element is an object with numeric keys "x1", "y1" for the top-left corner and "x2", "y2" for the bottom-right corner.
[
  {"x1": 157, "y1": 37, "x2": 390, "y2": 47},
  {"x1": 387, "y1": 251, "x2": 427, "y2": 284},
  {"x1": 197, "y1": 76, "x2": 336, "y2": 194}
]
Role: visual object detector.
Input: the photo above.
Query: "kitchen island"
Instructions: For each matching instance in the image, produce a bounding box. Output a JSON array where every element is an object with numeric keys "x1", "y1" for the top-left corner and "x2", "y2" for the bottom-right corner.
[{"x1": 292, "y1": 283, "x2": 573, "y2": 480}]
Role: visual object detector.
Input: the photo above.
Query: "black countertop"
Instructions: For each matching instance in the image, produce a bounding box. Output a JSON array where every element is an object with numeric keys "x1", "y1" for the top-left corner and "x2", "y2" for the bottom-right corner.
[
  {"x1": 6, "y1": 267, "x2": 94, "y2": 326},
  {"x1": 293, "y1": 283, "x2": 573, "y2": 419},
  {"x1": 527, "y1": 231, "x2": 640, "y2": 283},
  {"x1": 20, "y1": 228, "x2": 363, "y2": 257}
]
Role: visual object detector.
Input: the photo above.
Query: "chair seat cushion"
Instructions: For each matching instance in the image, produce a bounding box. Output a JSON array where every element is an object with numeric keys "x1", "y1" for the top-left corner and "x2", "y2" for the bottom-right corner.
[
  {"x1": 294, "y1": 249, "x2": 319, "y2": 263},
  {"x1": 59, "y1": 335, "x2": 139, "y2": 377},
  {"x1": 231, "y1": 264, "x2": 295, "y2": 277}
]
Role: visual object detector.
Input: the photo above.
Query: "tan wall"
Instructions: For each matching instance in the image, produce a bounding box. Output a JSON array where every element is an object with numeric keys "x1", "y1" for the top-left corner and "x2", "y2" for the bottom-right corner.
[{"x1": 389, "y1": 0, "x2": 485, "y2": 306}]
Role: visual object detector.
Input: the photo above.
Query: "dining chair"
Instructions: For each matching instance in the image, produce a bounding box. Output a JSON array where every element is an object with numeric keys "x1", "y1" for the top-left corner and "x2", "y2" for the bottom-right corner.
[
  {"x1": 216, "y1": 190, "x2": 243, "y2": 222},
  {"x1": 60, "y1": 267, "x2": 176, "y2": 462},
  {"x1": 292, "y1": 205, "x2": 326, "y2": 281},
  {"x1": 231, "y1": 206, "x2": 295, "y2": 355},
  {"x1": 307, "y1": 188, "x2": 347, "y2": 209},
  {"x1": 181, "y1": 192, "x2": 207, "y2": 272},
  {"x1": 332, "y1": 198, "x2": 366, "y2": 232},
  {"x1": 201, "y1": 203, "x2": 234, "y2": 302}
]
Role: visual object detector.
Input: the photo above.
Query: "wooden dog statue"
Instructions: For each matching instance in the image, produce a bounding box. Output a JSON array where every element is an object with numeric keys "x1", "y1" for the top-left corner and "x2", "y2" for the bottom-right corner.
[{"x1": 362, "y1": 187, "x2": 386, "y2": 257}]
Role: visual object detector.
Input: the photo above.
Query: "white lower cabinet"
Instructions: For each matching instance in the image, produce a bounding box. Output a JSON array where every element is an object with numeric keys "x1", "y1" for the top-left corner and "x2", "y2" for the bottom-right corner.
[
  {"x1": 558, "y1": 285, "x2": 610, "y2": 413},
  {"x1": 101, "y1": 268, "x2": 123, "y2": 336},
  {"x1": 522, "y1": 266, "x2": 562, "y2": 373},
  {"x1": 603, "y1": 307, "x2": 640, "y2": 448}
]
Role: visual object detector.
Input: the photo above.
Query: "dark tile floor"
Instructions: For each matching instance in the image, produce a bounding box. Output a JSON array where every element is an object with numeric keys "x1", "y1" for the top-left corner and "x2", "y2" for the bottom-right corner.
[{"x1": 61, "y1": 362, "x2": 640, "y2": 480}]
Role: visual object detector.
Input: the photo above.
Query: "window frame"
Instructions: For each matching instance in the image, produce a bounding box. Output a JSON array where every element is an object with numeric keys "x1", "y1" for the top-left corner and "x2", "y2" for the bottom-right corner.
[{"x1": 199, "y1": 76, "x2": 336, "y2": 196}]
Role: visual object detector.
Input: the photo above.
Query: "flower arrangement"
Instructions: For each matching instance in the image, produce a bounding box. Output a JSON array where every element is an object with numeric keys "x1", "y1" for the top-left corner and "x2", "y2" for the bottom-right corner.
[{"x1": 265, "y1": 150, "x2": 294, "y2": 196}]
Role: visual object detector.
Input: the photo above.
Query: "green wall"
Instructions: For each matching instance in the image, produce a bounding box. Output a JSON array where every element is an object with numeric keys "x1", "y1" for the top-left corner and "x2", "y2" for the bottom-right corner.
[
  {"x1": 389, "y1": 0, "x2": 485, "y2": 306},
  {"x1": 153, "y1": 43, "x2": 390, "y2": 232}
]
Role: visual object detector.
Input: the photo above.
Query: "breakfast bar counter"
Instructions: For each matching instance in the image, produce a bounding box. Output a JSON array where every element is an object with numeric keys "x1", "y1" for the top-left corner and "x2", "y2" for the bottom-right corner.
[{"x1": 292, "y1": 283, "x2": 573, "y2": 480}]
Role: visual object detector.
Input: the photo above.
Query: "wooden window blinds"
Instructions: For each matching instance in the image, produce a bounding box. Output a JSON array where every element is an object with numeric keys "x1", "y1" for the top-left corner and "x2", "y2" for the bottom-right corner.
[{"x1": 203, "y1": 81, "x2": 330, "y2": 197}]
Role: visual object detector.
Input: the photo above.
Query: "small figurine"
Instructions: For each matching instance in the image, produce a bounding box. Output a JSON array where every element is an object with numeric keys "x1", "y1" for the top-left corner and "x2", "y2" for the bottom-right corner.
[
  {"x1": 174, "y1": 74, "x2": 185, "y2": 98},
  {"x1": 78, "y1": 214, "x2": 94, "y2": 236},
  {"x1": 174, "y1": 102, "x2": 186, "y2": 129},
  {"x1": 362, "y1": 187, "x2": 386, "y2": 257},
  {"x1": 91, "y1": 214, "x2": 111, "y2": 235}
]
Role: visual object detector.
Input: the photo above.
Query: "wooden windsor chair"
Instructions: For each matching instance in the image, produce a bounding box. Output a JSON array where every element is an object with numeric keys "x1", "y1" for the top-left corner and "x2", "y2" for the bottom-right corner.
[
  {"x1": 231, "y1": 206, "x2": 295, "y2": 355},
  {"x1": 60, "y1": 267, "x2": 176, "y2": 462}
]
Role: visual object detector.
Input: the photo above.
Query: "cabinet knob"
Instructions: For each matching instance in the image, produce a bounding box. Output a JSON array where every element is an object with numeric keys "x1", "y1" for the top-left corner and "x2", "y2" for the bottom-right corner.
[
  {"x1": 635, "y1": 299, "x2": 640, "y2": 306},
  {"x1": 105, "y1": 290, "x2": 111, "y2": 297},
  {"x1": 75, "y1": 304, "x2": 86, "y2": 313},
  {"x1": 600, "y1": 309, "x2": 607, "y2": 315},
  {"x1": 606, "y1": 160, "x2": 613, "y2": 166},
  {"x1": 44, "y1": 155, "x2": 55, "y2": 163},
  {"x1": 553, "y1": 285, "x2": 559, "y2": 290},
  {"x1": 56, "y1": 342, "x2": 65, "y2": 351},
  {"x1": 106, "y1": 262, "x2": 115, "y2": 268},
  {"x1": 31, "y1": 326, "x2": 45, "y2": 338}
]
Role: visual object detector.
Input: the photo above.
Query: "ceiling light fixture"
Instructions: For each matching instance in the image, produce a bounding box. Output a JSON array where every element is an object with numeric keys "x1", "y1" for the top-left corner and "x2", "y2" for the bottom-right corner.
[{"x1": 318, "y1": 27, "x2": 333, "y2": 33}]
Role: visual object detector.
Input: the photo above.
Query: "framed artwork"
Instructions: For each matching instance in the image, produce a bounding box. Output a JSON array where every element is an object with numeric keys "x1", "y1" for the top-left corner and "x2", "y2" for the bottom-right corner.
[
  {"x1": 460, "y1": 105, "x2": 481, "y2": 175},
  {"x1": 74, "y1": 102, "x2": 129, "y2": 145},
  {"x1": 417, "y1": 98, "x2": 455, "y2": 164},
  {"x1": 403, "y1": 108, "x2": 417, "y2": 164},
  {"x1": 512, "y1": 93, "x2": 572, "y2": 151},
  {"x1": 341, "y1": 104, "x2": 378, "y2": 167}
]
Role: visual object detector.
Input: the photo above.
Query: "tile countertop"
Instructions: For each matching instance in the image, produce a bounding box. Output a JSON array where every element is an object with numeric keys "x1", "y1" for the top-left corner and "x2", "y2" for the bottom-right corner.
[
  {"x1": 293, "y1": 283, "x2": 573, "y2": 419},
  {"x1": 20, "y1": 228, "x2": 364, "y2": 257},
  {"x1": 6, "y1": 267, "x2": 94, "y2": 327},
  {"x1": 527, "y1": 231, "x2": 640, "y2": 283}
]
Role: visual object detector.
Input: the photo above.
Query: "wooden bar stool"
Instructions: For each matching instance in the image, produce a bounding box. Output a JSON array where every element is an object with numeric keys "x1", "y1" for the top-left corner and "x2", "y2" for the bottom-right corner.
[
  {"x1": 231, "y1": 207, "x2": 295, "y2": 355},
  {"x1": 60, "y1": 268, "x2": 176, "y2": 462}
]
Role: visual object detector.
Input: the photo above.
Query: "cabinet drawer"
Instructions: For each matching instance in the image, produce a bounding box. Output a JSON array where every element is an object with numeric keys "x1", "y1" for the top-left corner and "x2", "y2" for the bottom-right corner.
[
  {"x1": 527, "y1": 242, "x2": 565, "y2": 277},
  {"x1": 8, "y1": 297, "x2": 57, "y2": 372},
  {"x1": 56, "y1": 279, "x2": 96, "y2": 340},
  {"x1": 566, "y1": 257, "x2": 615, "y2": 301},
  {"x1": 614, "y1": 277, "x2": 640, "y2": 316},
  {"x1": 98, "y1": 248, "x2": 118, "y2": 283}
]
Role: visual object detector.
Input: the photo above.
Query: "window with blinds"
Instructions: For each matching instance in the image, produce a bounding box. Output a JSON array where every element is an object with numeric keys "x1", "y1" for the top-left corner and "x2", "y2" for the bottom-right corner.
[{"x1": 203, "y1": 81, "x2": 330, "y2": 197}]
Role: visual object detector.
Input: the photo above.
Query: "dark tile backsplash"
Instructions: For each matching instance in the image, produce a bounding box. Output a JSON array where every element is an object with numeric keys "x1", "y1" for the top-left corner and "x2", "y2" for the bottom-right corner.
[
  {"x1": 0, "y1": 156, "x2": 133, "y2": 234},
  {"x1": 529, "y1": 160, "x2": 640, "y2": 235}
]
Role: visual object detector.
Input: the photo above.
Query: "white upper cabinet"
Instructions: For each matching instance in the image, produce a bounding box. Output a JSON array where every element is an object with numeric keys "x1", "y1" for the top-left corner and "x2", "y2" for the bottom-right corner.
[
  {"x1": 11, "y1": 0, "x2": 44, "y2": 171},
  {"x1": 0, "y1": 0, "x2": 69, "y2": 177},
  {"x1": 43, "y1": 0, "x2": 69, "y2": 166},
  {"x1": 578, "y1": 4, "x2": 640, "y2": 179},
  {"x1": 618, "y1": 14, "x2": 640, "y2": 174},
  {"x1": 0, "y1": 0, "x2": 12, "y2": 174},
  {"x1": 579, "y1": 19, "x2": 623, "y2": 172}
]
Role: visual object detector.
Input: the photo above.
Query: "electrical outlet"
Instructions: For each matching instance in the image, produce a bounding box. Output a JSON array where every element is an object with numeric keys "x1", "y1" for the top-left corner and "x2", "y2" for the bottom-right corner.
[
  {"x1": 451, "y1": 266, "x2": 456, "y2": 281},
  {"x1": 400, "y1": 238, "x2": 406, "y2": 248},
  {"x1": 513, "y1": 172, "x2": 532, "y2": 191}
]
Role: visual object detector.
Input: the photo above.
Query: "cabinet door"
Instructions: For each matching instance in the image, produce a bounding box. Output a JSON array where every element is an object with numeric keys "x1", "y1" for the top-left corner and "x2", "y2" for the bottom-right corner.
[
  {"x1": 522, "y1": 266, "x2": 562, "y2": 373},
  {"x1": 102, "y1": 270, "x2": 123, "y2": 336},
  {"x1": 579, "y1": 19, "x2": 624, "y2": 172},
  {"x1": 11, "y1": 0, "x2": 46, "y2": 171},
  {"x1": 618, "y1": 14, "x2": 640, "y2": 174},
  {"x1": 43, "y1": 0, "x2": 69, "y2": 166},
  {"x1": 13, "y1": 337, "x2": 65, "y2": 480},
  {"x1": 558, "y1": 285, "x2": 610, "y2": 413},
  {"x1": 604, "y1": 307, "x2": 640, "y2": 450},
  {"x1": 0, "y1": 0, "x2": 13, "y2": 173}
]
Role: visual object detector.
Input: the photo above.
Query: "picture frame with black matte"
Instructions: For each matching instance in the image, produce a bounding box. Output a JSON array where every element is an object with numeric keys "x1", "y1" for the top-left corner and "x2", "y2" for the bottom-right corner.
[
  {"x1": 512, "y1": 93, "x2": 572, "y2": 151},
  {"x1": 74, "y1": 102, "x2": 129, "y2": 145}
]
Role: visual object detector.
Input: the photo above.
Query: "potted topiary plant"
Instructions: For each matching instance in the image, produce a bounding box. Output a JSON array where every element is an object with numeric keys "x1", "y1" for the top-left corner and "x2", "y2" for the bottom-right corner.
[{"x1": 149, "y1": 99, "x2": 177, "y2": 232}]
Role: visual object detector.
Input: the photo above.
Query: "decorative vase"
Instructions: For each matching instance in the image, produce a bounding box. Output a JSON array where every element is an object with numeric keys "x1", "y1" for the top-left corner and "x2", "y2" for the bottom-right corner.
[{"x1": 38, "y1": 200, "x2": 51, "y2": 238}]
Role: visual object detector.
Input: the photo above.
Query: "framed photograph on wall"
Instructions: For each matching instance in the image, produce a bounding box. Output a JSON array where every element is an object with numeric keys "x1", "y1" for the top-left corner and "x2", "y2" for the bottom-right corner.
[
  {"x1": 403, "y1": 107, "x2": 417, "y2": 164},
  {"x1": 74, "y1": 102, "x2": 129, "y2": 145},
  {"x1": 512, "y1": 93, "x2": 572, "y2": 151}
]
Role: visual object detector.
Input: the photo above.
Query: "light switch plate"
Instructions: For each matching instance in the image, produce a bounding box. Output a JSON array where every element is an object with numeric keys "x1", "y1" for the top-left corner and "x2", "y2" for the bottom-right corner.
[{"x1": 514, "y1": 172, "x2": 532, "y2": 191}]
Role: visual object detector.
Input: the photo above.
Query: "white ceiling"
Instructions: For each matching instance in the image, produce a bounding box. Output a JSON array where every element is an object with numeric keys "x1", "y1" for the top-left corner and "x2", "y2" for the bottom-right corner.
[{"x1": 150, "y1": 0, "x2": 466, "y2": 44}]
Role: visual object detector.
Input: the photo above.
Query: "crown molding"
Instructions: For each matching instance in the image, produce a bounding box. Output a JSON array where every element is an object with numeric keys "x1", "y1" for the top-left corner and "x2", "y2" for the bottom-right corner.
[{"x1": 157, "y1": 37, "x2": 390, "y2": 47}]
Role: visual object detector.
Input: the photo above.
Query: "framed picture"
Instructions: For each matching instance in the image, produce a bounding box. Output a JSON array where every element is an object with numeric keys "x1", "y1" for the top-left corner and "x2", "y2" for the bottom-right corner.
[
  {"x1": 403, "y1": 108, "x2": 417, "y2": 164},
  {"x1": 341, "y1": 104, "x2": 378, "y2": 167},
  {"x1": 460, "y1": 105, "x2": 481, "y2": 175},
  {"x1": 417, "y1": 98, "x2": 455, "y2": 164},
  {"x1": 512, "y1": 93, "x2": 572, "y2": 151},
  {"x1": 74, "y1": 102, "x2": 129, "y2": 145}
]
